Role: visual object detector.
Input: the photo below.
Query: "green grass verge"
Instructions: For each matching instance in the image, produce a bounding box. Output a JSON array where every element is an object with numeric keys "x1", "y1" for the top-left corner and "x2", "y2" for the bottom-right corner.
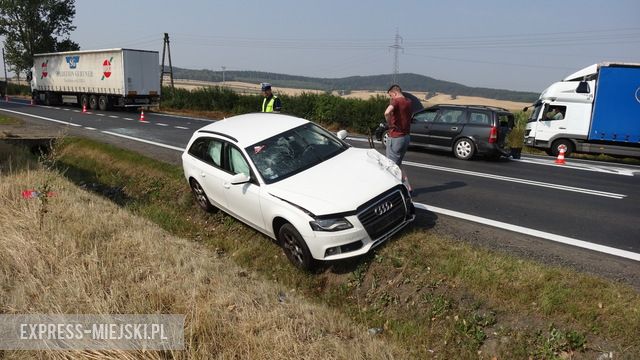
[
  {"x1": 44, "y1": 137, "x2": 640, "y2": 358},
  {"x1": 0, "y1": 115, "x2": 23, "y2": 125}
]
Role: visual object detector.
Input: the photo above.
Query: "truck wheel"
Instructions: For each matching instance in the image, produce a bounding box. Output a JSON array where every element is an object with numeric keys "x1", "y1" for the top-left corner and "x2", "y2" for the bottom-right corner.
[
  {"x1": 89, "y1": 95, "x2": 98, "y2": 110},
  {"x1": 551, "y1": 139, "x2": 574, "y2": 157},
  {"x1": 98, "y1": 95, "x2": 110, "y2": 111},
  {"x1": 80, "y1": 94, "x2": 89, "y2": 109}
]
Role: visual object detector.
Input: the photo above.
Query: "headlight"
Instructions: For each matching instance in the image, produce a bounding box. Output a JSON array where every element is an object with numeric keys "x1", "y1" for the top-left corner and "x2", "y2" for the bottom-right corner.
[{"x1": 309, "y1": 218, "x2": 353, "y2": 232}]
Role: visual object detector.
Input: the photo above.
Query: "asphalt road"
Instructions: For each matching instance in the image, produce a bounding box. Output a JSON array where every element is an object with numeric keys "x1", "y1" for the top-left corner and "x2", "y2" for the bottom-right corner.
[{"x1": 2, "y1": 99, "x2": 639, "y2": 273}]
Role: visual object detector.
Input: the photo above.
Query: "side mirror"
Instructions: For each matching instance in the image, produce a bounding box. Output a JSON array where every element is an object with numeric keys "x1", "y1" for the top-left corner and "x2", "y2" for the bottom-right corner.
[
  {"x1": 576, "y1": 81, "x2": 590, "y2": 94},
  {"x1": 522, "y1": 106, "x2": 529, "y2": 112},
  {"x1": 336, "y1": 129, "x2": 348, "y2": 140},
  {"x1": 230, "y1": 173, "x2": 250, "y2": 185}
]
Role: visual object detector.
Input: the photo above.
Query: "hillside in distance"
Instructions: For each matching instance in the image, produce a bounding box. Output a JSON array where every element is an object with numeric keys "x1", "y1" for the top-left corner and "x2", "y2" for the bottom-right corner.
[{"x1": 170, "y1": 67, "x2": 539, "y2": 103}]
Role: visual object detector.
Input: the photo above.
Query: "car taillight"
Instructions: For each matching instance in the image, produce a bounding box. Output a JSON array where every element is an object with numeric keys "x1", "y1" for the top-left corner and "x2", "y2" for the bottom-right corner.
[{"x1": 489, "y1": 126, "x2": 498, "y2": 143}]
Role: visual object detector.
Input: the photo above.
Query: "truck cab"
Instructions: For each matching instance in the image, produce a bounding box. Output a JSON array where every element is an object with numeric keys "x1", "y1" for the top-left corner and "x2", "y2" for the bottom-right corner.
[
  {"x1": 525, "y1": 65, "x2": 597, "y2": 156},
  {"x1": 525, "y1": 63, "x2": 640, "y2": 157}
]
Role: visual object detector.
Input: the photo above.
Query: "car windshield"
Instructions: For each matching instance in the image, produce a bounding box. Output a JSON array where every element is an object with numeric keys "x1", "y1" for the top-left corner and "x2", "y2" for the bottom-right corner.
[{"x1": 246, "y1": 123, "x2": 348, "y2": 184}]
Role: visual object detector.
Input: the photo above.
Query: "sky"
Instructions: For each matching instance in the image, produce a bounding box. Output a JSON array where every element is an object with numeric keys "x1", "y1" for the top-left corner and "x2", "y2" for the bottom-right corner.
[{"x1": 63, "y1": 0, "x2": 640, "y2": 92}]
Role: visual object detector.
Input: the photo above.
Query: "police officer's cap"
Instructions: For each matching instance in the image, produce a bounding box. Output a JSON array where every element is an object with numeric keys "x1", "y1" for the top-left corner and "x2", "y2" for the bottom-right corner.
[{"x1": 260, "y1": 83, "x2": 272, "y2": 91}]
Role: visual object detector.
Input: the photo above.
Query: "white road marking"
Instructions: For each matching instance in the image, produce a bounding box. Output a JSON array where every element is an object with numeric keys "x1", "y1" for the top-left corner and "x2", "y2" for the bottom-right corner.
[
  {"x1": 100, "y1": 131, "x2": 185, "y2": 152},
  {"x1": 84, "y1": 127, "x2": 97, "y2": 131},
  {"x1": 95, "y1": 113, "x2": 105, "y2": 117},
  {"x1": 524, "y1": 153, "x2": 640, "y2": 169},
  {"x1": 513, "y1": 157, "x2": 637, "y2": 176},
  {"x1": 414, "y1": 203, "x2": 640, "y2": 262},
  {"x1": 54, "y1": 107, "x2": 61, "y2": 110},
  {"x1": 153, "y1": 112, "x2": 214, "y2": 121},
  {"x1": 123, "y1": 117, "x2": 134, "y2": 121},
  {"x1": 155, "y1": 123, "x2": 169, "y2": 126},
  {"x1": 403, "y1": 161, "x2": 626, "y2": 199},
  {"x1": 174, "y1": 126, "x2": 189, "y2": 130},
  {"x1": 0, "y1": 108, "x2": 81, "y2": 127},
  {"x1": 108, "y1": 115, "x2": 119, "y2": 119},
  {"x1": 72, "y1": 110, "x2": 80, "y2": 113},
  {"x1": 139, "y1": 120, "x2": 149, "y2": 123},
  {"x1": 63, "y1": 108, "x2": 70, "y2": 111}
]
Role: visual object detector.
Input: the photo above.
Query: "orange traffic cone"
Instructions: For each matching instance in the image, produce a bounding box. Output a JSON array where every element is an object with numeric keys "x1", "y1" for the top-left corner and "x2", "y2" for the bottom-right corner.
[
  {"x1": 82, "y1": 104, "x2": 87, "y2": 113},
  {"x1": 139, "y1": 109, "x2": 146, "y2": 122},
  {"x1": 555, "y1": 146, "x2": 566, "y2": 165}
]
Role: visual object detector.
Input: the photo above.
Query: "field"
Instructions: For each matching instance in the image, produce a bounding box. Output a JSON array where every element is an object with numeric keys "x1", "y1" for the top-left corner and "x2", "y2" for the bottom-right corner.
[{"x1": 172, "y1": 79, "x2": 531, "y2": 112}]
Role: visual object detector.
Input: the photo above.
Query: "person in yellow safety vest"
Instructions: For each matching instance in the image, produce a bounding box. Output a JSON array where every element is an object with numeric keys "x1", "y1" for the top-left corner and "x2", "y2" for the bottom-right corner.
[{"x1": 260, "y1": 83, "x2": 282, "y2": 112}]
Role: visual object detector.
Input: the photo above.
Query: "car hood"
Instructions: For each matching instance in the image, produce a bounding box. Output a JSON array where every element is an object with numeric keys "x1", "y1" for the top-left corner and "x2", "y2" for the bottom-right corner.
[{"x1": 267, "y1": 148, "x2": 403, "y2": 216}]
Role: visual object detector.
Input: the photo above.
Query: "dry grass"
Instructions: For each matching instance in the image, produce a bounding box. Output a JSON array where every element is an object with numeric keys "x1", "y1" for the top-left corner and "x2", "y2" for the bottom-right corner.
[
  {"x1": 5, "y1": 138, "x2": 639, "y2": 358},
  {"x1": 0, "y1": 167, "x2": 405, "y2": 359}
]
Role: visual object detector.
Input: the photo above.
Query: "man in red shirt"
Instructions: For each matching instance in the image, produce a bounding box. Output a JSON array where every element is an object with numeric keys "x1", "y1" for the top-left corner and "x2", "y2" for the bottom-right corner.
[{"x1": 384, "y1": 84, "x2": 413, "y2": 193}]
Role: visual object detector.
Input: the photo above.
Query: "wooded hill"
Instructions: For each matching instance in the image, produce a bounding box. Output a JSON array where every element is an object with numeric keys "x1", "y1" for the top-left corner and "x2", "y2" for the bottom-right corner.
[{"x1": 170, "y1": 67, "x2": 539, "y2": 103}]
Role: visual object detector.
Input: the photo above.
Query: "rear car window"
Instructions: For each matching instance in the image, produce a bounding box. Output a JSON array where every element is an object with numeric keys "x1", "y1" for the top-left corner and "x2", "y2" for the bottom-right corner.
[
  {"x1": 469, "y1": 112, "x2": 490, "y2": 125},
  {"x1": 188, "y1": 137, "x2": 223, "y2": 167}
]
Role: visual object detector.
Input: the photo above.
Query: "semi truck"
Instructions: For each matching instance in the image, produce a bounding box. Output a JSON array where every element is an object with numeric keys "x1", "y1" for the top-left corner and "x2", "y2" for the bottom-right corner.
[
  {"x1": 27, "y1": 48, "x2": 160, "y2": 111},
  {"x1": 524, "y1": 62, "x2": 640, "y2": 157}
]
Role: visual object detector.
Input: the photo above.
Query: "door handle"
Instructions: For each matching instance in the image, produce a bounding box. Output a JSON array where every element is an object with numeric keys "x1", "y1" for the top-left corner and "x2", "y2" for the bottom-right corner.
[
  {"x1": 450, "y1": 127, "x2": 458, "y2": 131},
  {"x1": 223, "y1": 182, "x2": 231, "y2": 189},
  {"x1": 559, "y1": 127, "x2": 566, "y2": 130}
]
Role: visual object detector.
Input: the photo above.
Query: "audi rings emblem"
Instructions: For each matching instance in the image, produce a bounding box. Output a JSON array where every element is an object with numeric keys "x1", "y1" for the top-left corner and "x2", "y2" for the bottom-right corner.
[{"x1": 374, "y1": 201, "x2": 393, "y2": 216}]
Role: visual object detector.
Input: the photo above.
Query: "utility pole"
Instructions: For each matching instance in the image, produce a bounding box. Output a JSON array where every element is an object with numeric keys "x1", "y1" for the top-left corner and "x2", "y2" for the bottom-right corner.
[
  {"x1": 221, "y1": 66, "x2": 226, "y2": 85},
  {"x1": 389, "y1": 28, "x2": 403, "y2": 84},
  {"x1": 2, "y1": 48, "x2": 8, "y2": 97},
  {"x1": 160, "y1": 33, "x2": 175, "y2": 92}
]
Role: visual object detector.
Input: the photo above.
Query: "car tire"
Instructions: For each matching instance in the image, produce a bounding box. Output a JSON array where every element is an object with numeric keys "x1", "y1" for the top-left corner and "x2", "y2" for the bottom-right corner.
[
  {"x1": 89, "y1": 95, "x2": 99, "y2": 110},
  {"x1": 454, "y1": 138, "x2": 475, "y2": 160},
  {"x1": 189, "y1": 179, "x2": 215, "y2": 213},
  {"x1": 279, "y1": 223, "x2": 315, "y2": 271},
  {"x1": 98, "y1": 95, "x2": 110, "y2": 111},
  {"x1": 551, "y1": 139, "x2": 573, "y2": 157}
]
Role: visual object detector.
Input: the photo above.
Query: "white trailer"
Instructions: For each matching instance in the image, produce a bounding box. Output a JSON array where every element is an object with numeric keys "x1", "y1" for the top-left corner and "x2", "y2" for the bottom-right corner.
[{"x1": 27, "y1": 48, "x2": 160, "y2": 110}]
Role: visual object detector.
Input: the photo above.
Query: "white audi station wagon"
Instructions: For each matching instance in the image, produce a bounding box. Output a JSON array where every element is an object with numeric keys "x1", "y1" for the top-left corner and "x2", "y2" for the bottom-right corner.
[{"x1": 182, "y1": 113, "x2": 415, "y2": 270}]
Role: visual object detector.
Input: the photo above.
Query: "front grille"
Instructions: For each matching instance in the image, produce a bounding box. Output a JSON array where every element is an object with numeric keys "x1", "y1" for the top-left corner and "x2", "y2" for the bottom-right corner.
[{"x1": 357, "y1": 189, "x2": 407, "y2": 240}]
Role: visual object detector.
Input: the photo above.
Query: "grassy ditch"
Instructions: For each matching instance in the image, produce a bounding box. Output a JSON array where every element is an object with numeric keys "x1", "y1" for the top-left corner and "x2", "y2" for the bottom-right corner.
[
  {"x1": 9, "y1": 137, "x2": 639, "y2": 359},
  {"x1": 0, "y1": 144, "x2": 404, "y2": 359},
  {"x1": 0, "y1": 114, "x2": 23, "y2": 125}
]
